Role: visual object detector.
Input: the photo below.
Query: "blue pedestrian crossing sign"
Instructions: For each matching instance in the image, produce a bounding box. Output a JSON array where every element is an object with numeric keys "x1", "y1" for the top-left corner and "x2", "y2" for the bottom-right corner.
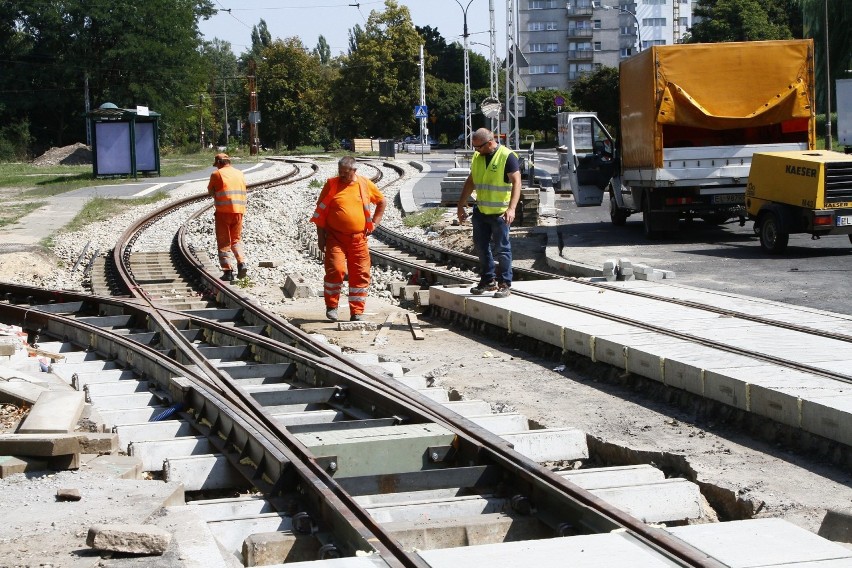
[{"x1": 414, "y1": 105, "x2": 428, "y2": 119}]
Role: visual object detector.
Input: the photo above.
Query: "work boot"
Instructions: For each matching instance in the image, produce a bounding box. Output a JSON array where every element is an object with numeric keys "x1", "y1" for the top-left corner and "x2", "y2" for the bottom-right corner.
[
  {"x1": 237, "y1": 263, "x2": 248, "y2": 279},
  {"x1": 220, "y1": 270, "x2": 234, "y2": 282},
  {"x1": 470, "y1": 280, "x2": 497, "y2": 295},
  {"x1": 493, "y1": 283, "x2": 511, "y2": 298},
  {"x1": 350, "y1": 314, "x2": 365, "y2": 322},
  {"x1": 326, "y1": 308, "x2": 339, "y2": 322}
]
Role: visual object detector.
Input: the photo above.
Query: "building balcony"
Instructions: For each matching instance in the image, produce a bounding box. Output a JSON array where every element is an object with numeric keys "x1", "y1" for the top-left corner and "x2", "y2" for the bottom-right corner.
[
  {"x1": 566, "y1": 4, "x2": 594, "y2": 16},
  {"x1": 567, "y1": 28, "x2": 594, "y2": 38},
  {"x1": 568, "y1": 70, "x2": 592, "y2": 81},
  {"x1": 567, "y1": 50, "x2": 594, "y2": 60}
]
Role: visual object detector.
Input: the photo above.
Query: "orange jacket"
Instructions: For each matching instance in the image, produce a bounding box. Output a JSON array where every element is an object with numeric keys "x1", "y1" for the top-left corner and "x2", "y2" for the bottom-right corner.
[
  {"x1": 208, "y1": 165, "x2": 247, "y2": 214},
  {"x1": 311, "y1": 175, "x2": 378, "y2": 233}
]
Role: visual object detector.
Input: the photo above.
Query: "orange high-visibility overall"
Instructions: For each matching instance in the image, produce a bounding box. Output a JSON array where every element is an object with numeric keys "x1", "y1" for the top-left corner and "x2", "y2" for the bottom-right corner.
[
  {"x1": 208, "y1": 165, "x2": 247, "y2": 270},
  {"x1": 311, "y1": 176, "x2": 382, "y2": 316}
]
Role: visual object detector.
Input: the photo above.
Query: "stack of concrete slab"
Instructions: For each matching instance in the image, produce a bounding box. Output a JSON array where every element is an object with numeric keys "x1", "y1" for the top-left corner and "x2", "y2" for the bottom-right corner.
[{"x1": 439, "y1": 167, "x2": 470, "y2": 206}]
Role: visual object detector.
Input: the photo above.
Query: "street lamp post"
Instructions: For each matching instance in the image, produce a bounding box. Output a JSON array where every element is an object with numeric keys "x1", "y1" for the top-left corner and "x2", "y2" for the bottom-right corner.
[{"x1": 453, "y1": 0, "x2": 475, "y2": 150}]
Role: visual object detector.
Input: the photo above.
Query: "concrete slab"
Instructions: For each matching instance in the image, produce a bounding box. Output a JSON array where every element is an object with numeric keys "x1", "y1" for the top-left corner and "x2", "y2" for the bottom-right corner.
[
  {"x1": 97, "y1": 406, "x2": 169, "y2": 428},
  {"x1": 129, "y1": 436, "x2": 214, "y2": 472},
  {"x1": 17, "y1": 390, "x2": 85, "y2": 433},
  {"x1": 800, "y1": 393, "x2": 852, "y2": 447},
  {"x1": 164, "y1": 454, "x2": 246, "y2": 492},
  {"x1": 418, "y1": 531, "x2": 680, "y2": 566},
  {"x1": 71, "y1": 369, "x2": 139, "y2": 390},
  {"x1": 594, "y1": 478, "x2": 701, "y2": 523},
  {"x1": 85, "y1": 379, "x2": 149, "y2": 397},
  {"x1": 466, "y1": 413, "x2": 529, "y2": 434},
  {"x1": 558, "y1": 464, "x2": 664, "y2": 489},
  {"x1": 418, "y1": 388, "x2": 450, "y2": 402},
  {"x1": 89, "y1": 392, "x2": 161, "y2": 410},
  {"x1": 272, "y1": 409, "x2": 344, "y2": 426},
  {"x1": 384, "y1": 513, "x2": 548, "y2": 550},
  {"x1": 441, "y1": 400, "x2": 493, "y2": 417},
  {"x1": 366, "y1": 494, "x2": 506, "y2": 523},
  {"x1": 114, "y1": 420, "x2": 196, "y2": 453},
  {"x1": 666, "y1": 518, "x2": 852, "y2": 566},
  {"x1": 83, "y1": 454, "x2": 143, "y2": 480},
  {"x1": 207, "y1": 513, "x2": 293, "y2": 559},
  {"x1": 181, "y1": 496, "x2": 276, "y2": 521},
  {"x1": 502, "y1": 428, "x2": 588, "y2": 462}
]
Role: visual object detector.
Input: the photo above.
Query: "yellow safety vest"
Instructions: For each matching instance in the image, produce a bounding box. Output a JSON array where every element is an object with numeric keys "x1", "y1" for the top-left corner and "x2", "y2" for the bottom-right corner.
[{"x1": 471, "y1": 145, "x2": 515, "y2": 215}]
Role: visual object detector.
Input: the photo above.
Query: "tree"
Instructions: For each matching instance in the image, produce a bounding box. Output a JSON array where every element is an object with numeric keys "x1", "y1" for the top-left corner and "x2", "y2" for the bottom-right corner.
[
  {"x1": 314, "y1": 35, "x2": 332, "y2": 65},
  {"x1": 688, "y1": 0, "x2": 793, "y2": 43},
  {"x1": 257, "y1": 38, "x2": 328, "y2": 150},
  {"x1": 200, "y1": 39, "x2": 239, "y2": 146},
  {"x1": 570, "y1": 67, "x2": 620, "y2": 134},
  {"x1": 335, "y1": 1, "x2": 422, "y2": 138},
  {"x1": 801, "y1": 0, "x2": 852, "y2": 126},
  {"x1": 0, "y1": 0, "x2": 216, "y2": 155},
  {"x1": 250, "y1": 19, "x2": 272, "y2": 57},
  {"x1": 522, "y1": 90, "x2": 574, "y2": 143}
]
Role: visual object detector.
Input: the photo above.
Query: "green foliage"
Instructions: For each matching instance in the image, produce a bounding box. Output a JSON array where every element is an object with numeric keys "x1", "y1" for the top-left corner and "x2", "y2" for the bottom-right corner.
[
  {"x1": 258, "y1": 38, "x2": 329, "y2": 150},
  {"x1": 801, "y1": 0, "x2": 852, "y2": 118},
  {"x1": 0, "y1": 119, "x2": 33, "y2": 161},
  {"x1": 335, "y1": 1, "x2": 422, "y2": 138},
  {"x1": 0, "y1": 0, "x2": 216, "y2": 154},
  {"x1": 522, "y1": 90, "x2": 574, "y2": 143},
  {"x1": 308, "y1": 179, "x2": 323, "y2": 189},
  {"x1": 570, "y1": 67, "x2": 620, "y2": 134},
  {"x1": 402, "y1": 207, "x2": 444, "y2": 228},
  {"x1": 688, "y1": 0, "x2": 793, "y2": 42}
]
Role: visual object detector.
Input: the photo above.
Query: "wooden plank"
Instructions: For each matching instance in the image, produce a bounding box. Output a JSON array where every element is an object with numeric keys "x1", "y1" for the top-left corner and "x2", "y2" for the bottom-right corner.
[
  {"x1": 25, "y1": 346, "x2": 65, "y2": 360},
  {"x1": 406, "y1": 313, "x2": 425, "y2": 341},
  {"x1": 373, "y1": 312, "x2": 399, "y2": 346}
]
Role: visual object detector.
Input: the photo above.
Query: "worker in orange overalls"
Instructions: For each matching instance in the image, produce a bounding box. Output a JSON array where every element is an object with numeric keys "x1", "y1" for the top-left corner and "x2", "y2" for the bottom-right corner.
[
  {"x1": 207, "y1": 153, "x2": 248, "y2": 281},
  {"x1": 311, "y1": 156, "x2": 386, "y2": 322}
]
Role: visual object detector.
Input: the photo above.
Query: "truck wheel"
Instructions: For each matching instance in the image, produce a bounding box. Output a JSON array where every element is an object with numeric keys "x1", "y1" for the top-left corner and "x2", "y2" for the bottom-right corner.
[
  {"x1": 609, "y1": 192, "x2": 627, "y2": 226},
  {"x1": 759, "y1": 212, "x2": 788, "y2": 254}
]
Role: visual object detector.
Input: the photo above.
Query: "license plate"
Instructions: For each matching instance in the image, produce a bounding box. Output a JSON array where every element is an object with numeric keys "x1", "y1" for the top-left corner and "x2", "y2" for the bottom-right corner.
[
  {"x1": 712, "y1": 194, "x2": 744, "y2": 204},
  {"x1": 837, "y1": 216, "x2": 852, "y2": 227}
]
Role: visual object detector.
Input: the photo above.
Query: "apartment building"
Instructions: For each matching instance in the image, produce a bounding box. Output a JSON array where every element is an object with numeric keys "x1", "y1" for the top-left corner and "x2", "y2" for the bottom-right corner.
[{"x1": 519, "y1": 0, "x2": 694, "y2": 91}]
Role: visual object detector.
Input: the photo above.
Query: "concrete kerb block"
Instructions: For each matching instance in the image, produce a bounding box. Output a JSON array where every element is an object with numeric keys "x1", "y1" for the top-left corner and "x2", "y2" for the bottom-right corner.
[
  {"x1": 603, "y1": 259, "x2": 617, "y2": 281},
  {"x1": 283, "y1": 272, "x2": 316, "y2": 298},
  {"x1": 389, "y1": 281, "x2": 407, "y2": 297},
  {"x1": 402, "y1": 285, "x2": 421, "y2": 302}
]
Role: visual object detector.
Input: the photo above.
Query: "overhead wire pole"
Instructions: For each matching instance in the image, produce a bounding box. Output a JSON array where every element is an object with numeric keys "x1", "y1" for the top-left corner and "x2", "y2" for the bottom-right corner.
[
  {"x1": 454, "y1": 0, "x2": 475, "y2": 150},
  {"x1": 488, "y1": 0, "x2": 499, "y2": 134},
  {"x1": 824, "y1": 0, "x2": 832, "y2": 151},
  {"x1": 248, "y1": 59, "x2": 258, "y2": 155},
  {"x1": 505, "y1": 0, "x2": 521, "y2": 150}
]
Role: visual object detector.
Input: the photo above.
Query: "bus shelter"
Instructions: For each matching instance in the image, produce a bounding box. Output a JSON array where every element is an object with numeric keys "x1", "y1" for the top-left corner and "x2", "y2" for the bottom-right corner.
[{"x1": 87, "y1": 103, "x2": 160, "y2": 178}]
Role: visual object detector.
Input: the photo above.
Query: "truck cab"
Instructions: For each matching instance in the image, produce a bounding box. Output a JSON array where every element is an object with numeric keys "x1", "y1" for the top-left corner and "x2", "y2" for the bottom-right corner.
[{"x1": 557, "y1": 112, "x2": 618, "y2": 207}]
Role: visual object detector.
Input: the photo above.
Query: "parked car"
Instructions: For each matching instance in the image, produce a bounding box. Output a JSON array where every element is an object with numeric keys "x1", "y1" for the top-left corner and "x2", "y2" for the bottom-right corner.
[
  {"x1": 403, "y1": 135, "x2": 437, "y2": 147},
  {"x1": 452, "y1": 134, "x2": 466, "y2": 149},
  {"x1": 340, "y1": 138, "x2": 352, "y2": 150}
]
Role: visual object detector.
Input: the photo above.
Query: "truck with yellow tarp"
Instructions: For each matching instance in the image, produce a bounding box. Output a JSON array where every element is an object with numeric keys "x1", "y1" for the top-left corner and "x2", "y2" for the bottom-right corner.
[{"x1": 558, "y1": 39, "x2": 816, "y2": 237}]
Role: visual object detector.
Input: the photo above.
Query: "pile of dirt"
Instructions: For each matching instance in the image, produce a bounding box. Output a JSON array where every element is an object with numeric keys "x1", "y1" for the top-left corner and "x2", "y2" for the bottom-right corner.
[{"x1": 31, "y1": 143, "x2": 92, "y2": 167}]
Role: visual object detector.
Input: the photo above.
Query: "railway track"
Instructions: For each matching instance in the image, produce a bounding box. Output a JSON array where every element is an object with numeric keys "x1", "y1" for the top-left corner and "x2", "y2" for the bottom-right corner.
[{"x1": 1, "y1": 157, "x2": 848, "y2": 565}]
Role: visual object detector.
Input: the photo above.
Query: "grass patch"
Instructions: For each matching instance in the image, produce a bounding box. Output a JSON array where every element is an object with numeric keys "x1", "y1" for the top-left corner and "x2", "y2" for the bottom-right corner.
[
  {"x1": 0, "y1": 201, "x2": 45, "y2": 227},
  {"x1": 402, "y1": 207, "x2": 445, "y2": 228},
  {"x1": 64, "y1": 191, "x2": 170, "y2": 233},
  {"x1": 0, "y1": 152, "x2": 256, "y2": 198}
]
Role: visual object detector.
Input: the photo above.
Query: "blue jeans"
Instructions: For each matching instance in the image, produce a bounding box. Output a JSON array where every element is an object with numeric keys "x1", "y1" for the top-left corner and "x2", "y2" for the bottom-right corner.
[{"x1": 471, "y1": 206, "x2": 512, "y2": 286}]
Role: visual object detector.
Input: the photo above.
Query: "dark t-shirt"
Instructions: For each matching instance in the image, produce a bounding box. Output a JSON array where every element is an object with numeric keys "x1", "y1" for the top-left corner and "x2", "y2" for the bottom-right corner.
[{"x1": 483, "y1": 146, "x2": 520, "y2": 183}]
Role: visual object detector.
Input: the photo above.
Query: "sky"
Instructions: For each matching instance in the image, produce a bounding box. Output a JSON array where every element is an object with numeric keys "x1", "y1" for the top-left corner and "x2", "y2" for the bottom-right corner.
[{"x1": 198, "y1": 0, "x2": 505, "y2": 58}]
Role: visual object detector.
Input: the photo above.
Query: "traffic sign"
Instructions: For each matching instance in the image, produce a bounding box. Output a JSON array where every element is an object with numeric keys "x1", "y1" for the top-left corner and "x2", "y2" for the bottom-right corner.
[
  {"x1": 554, "y1": 95, "x2": 565, "y2": 107},
  {"x1": 414, "y1": 105, "x2": 428, "y2": 119}
]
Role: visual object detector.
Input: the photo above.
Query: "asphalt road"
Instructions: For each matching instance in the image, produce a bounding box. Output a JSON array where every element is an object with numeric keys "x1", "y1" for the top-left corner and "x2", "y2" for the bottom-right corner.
[{"x1": 554, "y1": 193, "x2": 852, "y2": 317}]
